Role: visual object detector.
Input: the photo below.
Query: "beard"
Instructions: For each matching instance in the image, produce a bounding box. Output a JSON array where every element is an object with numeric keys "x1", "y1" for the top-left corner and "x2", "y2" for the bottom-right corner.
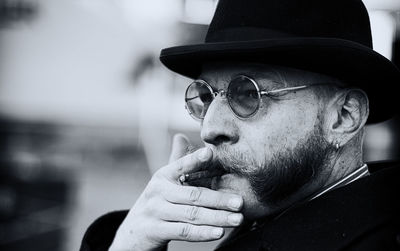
[{"x1": 212, "y1": 124, "x2": 333, "y2": 207}]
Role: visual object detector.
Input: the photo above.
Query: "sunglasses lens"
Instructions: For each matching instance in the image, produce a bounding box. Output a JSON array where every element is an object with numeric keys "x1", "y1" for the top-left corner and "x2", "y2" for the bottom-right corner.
[
  {"x1": 185, "y1": 80, "x2": 214, "y2": 119},
  {"x1": 228, "y1": 76, "x2": 260, "y2": 118}
]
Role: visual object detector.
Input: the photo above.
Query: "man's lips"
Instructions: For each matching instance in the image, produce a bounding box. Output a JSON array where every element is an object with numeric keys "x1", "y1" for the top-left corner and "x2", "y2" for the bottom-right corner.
[
  {"x1": 183, "y1": 168, "x2": 228, "y2": 182},
  {"x1": 182, "y1": 160, "x2": 230, "y2": 185}
]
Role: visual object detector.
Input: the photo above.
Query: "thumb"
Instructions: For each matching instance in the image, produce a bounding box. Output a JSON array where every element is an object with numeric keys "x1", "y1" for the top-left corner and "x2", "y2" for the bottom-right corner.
[{"x1": 169, "y1": 134, "x2": 193, "y2": 164}]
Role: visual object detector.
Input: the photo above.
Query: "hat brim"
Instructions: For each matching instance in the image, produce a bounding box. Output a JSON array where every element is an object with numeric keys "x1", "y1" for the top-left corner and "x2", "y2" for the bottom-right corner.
[{"x1": 160, "y1": 38, "x2": 400, "y2": 124}]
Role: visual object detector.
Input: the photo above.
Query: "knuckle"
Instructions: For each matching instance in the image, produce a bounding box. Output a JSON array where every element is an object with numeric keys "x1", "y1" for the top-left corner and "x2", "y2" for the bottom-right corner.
[
  {"x1": 147, "y1": 178, "x2": 159, "y2": 191},
  {"x1": 185, "y1": 206, "x2": 200, "y2": 222},
  {"x1": 152, "y1": 169, "x2": 167, "y2": 182},
  {"x1": 143, "y1": 181, "x2": 160, "y2": 200},
  {"x1": 143, "y1": 187, "x2": 153, "y2": 200},
  {"x1": 153, "y1": 170, "x2": 163, "y2": 179},
  {"x1": 147, "y1": 176, "x2": 169, "y2": 197},
  {"x1": 188, "y1": 187, "x2": 202, "y2": 203},
  {"x1": 179, "y1": 224, "x2": 192, "y2": 239}
]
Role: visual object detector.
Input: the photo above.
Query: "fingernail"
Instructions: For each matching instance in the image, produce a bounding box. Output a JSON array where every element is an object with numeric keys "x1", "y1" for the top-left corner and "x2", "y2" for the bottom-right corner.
[
  {"x1": 229, "y1": 197, "x2": 242, "y2": 210},
  {"x1": 228, "y1": 214, "x2": 243, "y2": 226},
  {"x1": 212, "y1": 228, "x2": 223, "y2": 238},
  {"x1": 198, "y1": 148, "x2": 211, "y2": 161}
]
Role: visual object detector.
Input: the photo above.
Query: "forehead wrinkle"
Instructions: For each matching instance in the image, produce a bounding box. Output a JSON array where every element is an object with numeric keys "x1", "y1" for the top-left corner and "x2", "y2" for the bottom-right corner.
[
  {"x1": 200, "y1": 64, "x2": 290, "y2": 90},
  {"x1": 246, "y1": 69, "x2": 290, "y2": 90},
  {"x1": 248, "y1": 66, "x2": 323, "y2": 89}
]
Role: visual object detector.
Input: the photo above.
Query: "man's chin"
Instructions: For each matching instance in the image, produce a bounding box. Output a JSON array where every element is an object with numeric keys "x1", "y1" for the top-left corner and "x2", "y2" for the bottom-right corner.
[
  {"x1": 211, "y1": 174, "x2": 273, "y2": 220},
  {"x1": 211, "y1": 173, "x2": 236, "y2": 191}
]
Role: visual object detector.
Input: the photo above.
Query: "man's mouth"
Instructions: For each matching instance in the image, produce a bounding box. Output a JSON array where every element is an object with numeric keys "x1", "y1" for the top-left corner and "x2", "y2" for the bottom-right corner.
[{"x1": 184, "y1": 160, "x2": 230, "y2": 187}]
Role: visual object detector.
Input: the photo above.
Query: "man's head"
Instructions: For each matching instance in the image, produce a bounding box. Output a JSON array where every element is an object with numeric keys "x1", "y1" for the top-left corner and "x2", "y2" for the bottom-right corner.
[
  {"x1": 161, "y1": 0, "x2": 399, "y2": 123},
  {"x1": 160, "y1": 0, "x2": 400, "y2": 219},
  {"x1": 192, "y1": 62, "x2": 369, "y2": 219}
]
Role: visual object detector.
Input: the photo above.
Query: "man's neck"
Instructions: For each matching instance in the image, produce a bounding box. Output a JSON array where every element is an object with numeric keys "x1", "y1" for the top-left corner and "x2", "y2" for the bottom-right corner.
[
  {"x1": 269, "y1": 144, "x2": 365, "y2": 217},
  {"x1": 308, "y1": 163, "x2": 368, "y2": 201},
  {"x1": 324, "y1": 142, "x2": 365, "y2": 186}
]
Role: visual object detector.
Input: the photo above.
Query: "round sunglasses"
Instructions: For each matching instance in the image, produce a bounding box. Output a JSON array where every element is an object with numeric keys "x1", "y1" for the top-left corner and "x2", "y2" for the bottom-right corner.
[{"x1": 185, "y1": 75, "x2": 320, "y2": 120}]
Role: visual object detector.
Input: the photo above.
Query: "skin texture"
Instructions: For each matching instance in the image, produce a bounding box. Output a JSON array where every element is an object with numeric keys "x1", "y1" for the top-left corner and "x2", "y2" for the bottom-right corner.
[{"x1": 109, "y1": 62, "x2": 369, "y2": 251}]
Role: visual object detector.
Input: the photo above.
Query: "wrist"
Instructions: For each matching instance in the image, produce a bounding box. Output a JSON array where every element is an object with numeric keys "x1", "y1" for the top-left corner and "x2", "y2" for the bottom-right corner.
[
  {"x1": 109, "y1": 241, "x2": 167, "y2": 251},
  {"x1": 109, "y1": 228, "x2": 168, "y2": 251}
]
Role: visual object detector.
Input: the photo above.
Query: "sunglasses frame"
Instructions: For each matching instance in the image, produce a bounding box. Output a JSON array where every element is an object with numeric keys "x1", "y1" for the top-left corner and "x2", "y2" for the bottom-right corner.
[{"x1": 185, "y1": 74, "x2": 310, "y2": 121}]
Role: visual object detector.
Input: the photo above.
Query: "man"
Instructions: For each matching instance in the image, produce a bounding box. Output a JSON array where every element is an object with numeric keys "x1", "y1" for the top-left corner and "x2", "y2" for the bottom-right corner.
[{"x1": 80, "y1": 0, "x2": 400, "y2": 250}]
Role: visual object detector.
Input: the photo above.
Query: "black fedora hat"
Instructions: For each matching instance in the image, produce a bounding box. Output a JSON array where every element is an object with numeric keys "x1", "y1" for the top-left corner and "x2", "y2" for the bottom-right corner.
[{"x1": 160, "y1": 0, "x2": 400, "y2": 124}]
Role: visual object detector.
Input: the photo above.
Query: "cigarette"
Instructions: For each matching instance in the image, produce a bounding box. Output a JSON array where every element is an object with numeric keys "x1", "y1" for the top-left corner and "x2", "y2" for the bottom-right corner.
[{"x1": 179, "y1": 169, "x2": 226, "y2": 183}]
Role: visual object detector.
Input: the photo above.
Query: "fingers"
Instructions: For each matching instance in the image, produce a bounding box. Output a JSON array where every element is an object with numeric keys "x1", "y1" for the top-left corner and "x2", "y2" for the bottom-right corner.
[
  {"x1": 160, "y1": 203, "x2": 243, "y2": 227},
  {"x1": 111, "y1": 134, "x2": 241, "y2": 250},
  {"x1": 158, "y1": 222, "x2": 225, "y2": 242},
  {"x1": 169, "y1": 134, "x2": 192, "y2": 164},
  {"x1": 161, "y1": 147, "x2": 213, "y2": 181},
  {"x1": 163, "y1": 185, "x2": 243, "y2": 212}
]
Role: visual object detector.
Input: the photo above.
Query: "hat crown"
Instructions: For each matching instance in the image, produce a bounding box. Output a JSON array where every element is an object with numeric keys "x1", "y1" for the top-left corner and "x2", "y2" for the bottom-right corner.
[{"x1": 206, "y1": 0, "x2": 372, "y2": 48}]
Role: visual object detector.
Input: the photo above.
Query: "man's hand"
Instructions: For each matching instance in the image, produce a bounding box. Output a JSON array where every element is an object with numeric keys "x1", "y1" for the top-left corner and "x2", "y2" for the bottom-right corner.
[{"x1": 109, "y1": 134, "x2": 244, "y2": 251}]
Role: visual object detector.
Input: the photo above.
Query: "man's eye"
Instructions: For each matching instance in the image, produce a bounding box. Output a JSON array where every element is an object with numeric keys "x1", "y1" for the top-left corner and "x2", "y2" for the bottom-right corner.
[
  {"x1": 248, "y1": 90, "x2": 258, "y2": 99},
  {"x1": 199, "y1": 93, "x2": 213, "y2": 103},
  {"x1": 238, "y1": 90, "x2": 258, "y2": 99}
]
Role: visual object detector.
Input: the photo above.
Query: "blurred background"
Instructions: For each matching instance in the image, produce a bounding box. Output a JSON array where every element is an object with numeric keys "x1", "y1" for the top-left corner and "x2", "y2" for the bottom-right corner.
[{"x1": 0, "y1": 0, "x2": 399, "y2": 250}]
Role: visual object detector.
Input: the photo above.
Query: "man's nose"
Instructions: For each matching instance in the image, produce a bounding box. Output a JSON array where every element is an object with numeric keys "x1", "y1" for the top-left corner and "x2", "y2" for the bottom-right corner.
[{"x1": 200, "y1": 96, "x2": 239, "y2": 146}]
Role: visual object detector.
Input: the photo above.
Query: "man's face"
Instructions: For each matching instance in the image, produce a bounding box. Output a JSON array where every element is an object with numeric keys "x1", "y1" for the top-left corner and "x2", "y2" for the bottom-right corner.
[{"x1": 198, "y1": 62, "x2": 334, "y2": 219}]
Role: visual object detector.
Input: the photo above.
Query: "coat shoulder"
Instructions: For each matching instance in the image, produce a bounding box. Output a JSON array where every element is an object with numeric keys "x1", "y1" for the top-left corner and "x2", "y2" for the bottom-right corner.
[{"x1": 79, "y1": 210, "x2": 128, "y2": 251}]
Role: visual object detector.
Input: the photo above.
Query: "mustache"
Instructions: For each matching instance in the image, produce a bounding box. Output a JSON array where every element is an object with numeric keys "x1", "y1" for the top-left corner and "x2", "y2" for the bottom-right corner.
[
  {"x1": 210, "y1": 145, "x2": 259, "y2": 176},
  {"x1": 182, "y1": 146, "x2": 253, "y2": 185}
]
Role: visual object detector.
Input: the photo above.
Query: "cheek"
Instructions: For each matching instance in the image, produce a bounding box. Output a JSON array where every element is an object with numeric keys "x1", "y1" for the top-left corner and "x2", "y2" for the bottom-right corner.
[{"x1": 240, "y1": 99, "x2": 319, "y2": 161}]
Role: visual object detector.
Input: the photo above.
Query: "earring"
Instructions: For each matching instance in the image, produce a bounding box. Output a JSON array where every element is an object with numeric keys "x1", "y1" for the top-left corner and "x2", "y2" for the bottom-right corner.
[{"x1": 335, "y1": 142, "x2": 340, "y2": 151}]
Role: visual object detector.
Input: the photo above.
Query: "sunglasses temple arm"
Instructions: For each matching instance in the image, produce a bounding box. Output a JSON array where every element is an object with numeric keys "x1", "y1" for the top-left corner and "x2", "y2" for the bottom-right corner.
[{"x1": 260, "y1": 85, "x2": 309, "y2": 95}]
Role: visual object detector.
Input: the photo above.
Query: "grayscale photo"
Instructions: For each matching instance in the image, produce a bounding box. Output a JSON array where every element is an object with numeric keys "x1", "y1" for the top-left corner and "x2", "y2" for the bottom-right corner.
[{"x1": 0, "y1": 0, "x2": 399, "y2": 250}]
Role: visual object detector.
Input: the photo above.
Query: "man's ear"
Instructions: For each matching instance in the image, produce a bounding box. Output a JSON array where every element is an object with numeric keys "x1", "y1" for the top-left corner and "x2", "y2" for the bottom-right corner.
[{"x1": 325, "y1": 88, "x2": 369, "y2": 145}]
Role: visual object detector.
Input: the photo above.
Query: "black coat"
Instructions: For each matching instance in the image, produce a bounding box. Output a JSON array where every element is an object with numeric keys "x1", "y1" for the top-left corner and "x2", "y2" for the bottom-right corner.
[{"x1": 80, "y1": 161, "x2": 400, "y2": 251}]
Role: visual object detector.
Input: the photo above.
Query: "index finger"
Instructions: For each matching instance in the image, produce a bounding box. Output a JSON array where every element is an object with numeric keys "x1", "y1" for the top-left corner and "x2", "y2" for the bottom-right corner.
[
  {"x1": 169, "y1": 134, "x2": 193, "y2": 164},
  {"x1": 160, "y1": 147, "x2": 213, "y2": 181}
]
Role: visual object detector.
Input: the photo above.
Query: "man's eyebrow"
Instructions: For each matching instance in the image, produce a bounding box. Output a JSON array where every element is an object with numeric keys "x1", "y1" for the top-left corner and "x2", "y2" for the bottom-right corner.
[{"x1": 237, "y1": 70, "x2": 288, "y2": 89}]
